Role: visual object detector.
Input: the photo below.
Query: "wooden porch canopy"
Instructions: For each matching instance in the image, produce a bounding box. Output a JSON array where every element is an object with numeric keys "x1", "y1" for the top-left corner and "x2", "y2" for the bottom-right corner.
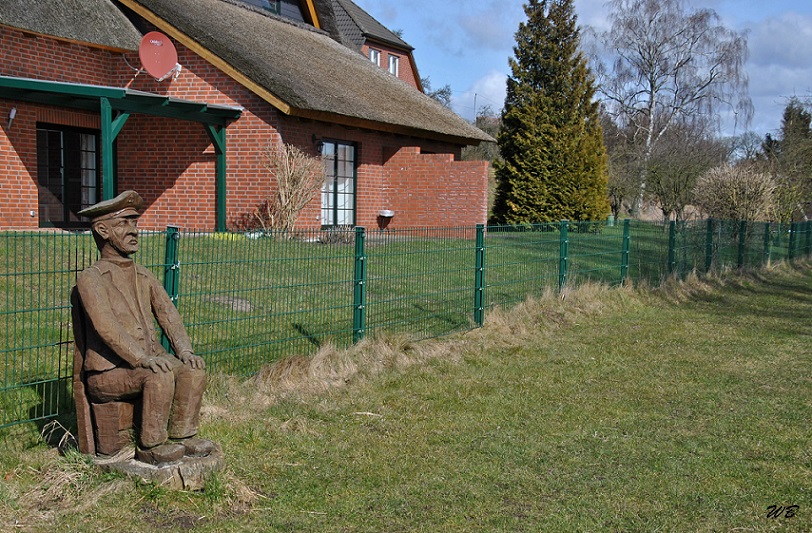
[{"x1": 0, "y1": 75, "x2": 243, "y2": 231}]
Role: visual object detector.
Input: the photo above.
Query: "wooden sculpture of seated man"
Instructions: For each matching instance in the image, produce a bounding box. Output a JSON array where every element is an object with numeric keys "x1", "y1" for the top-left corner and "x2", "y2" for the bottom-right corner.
[{"x1": 72, "y1": 191, "x2": 214, "y2": 464}]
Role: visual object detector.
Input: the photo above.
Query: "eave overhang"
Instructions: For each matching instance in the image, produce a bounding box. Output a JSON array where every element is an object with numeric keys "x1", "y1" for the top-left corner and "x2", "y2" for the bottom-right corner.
[{"x1": 0, "y1": 75, "x2": 243, "y2": 126}]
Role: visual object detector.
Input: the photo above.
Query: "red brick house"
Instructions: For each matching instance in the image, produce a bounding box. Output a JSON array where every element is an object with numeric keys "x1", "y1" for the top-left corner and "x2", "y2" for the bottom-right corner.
[{"x1": 0, "y1": 0, "x2": 492, "y2": 232}]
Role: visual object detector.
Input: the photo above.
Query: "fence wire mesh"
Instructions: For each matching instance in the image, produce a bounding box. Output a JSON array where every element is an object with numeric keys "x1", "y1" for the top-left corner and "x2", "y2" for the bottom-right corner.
[{"x1": 1, "y1": 219, "x2": 810, "y2": 431}]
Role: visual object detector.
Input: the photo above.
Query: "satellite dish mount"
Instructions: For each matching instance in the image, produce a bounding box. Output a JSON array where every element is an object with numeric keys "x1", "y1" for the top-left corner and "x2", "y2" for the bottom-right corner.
[{"x1": 138, "y1": 31, "x2": 181, "y2": 81}]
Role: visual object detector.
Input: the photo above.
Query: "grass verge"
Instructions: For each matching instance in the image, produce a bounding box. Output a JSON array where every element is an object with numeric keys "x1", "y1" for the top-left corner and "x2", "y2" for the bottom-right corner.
[{"x1": 1, "y1": 262, "x2": 811, "y2": 531}]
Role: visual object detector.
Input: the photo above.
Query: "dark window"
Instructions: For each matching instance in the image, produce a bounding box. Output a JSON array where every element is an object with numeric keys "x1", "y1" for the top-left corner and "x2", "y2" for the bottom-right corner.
[
  {"x1": 240, "y1": 0, "x2": 308, "y2": 21},
  {"x1": 321, "y1": 141, "x2": 356, "y2": 227},
  {"x1": 241, "y1": 0, "x2": 280, "y2": 15},
  {"x1": 36, "y1": 124, "x2": 100, "y2": 228}
]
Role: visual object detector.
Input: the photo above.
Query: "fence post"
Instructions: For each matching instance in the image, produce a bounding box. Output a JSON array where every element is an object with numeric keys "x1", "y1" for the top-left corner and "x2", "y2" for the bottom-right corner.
[
  {"x1": 620, "y1": 218, "x2": 631, "y2": 284},
  {"x1": 762, "y1": 222, "x2": 772, "y2": 265},
  {"x1": 788, "y1": 222, "x2": 797, "y2": 261},
  {"x1": 806, "y1": 220, "x2": 812, "y2": 257},
  {"x1": 474, "y1": 224, "x2": 486, "y2": 327},
  {"x1": 161, "y1": 226, "x2": 181, "y2": 351},
  {"x1": 353, "y1": 226, "x2": 367, "y2": 343},
  {"x1": 705, "y1": 219, "x2": 714, "y2": 273},
  {"x1": 737, "y1": 220, "x2": 747, "y2": 269},
  {"x1": 668, "y1": 220, "x2": 677, "y2": 275},
  {"x1": 559, "y1": 221, "x2": 569, "y2": 291}
]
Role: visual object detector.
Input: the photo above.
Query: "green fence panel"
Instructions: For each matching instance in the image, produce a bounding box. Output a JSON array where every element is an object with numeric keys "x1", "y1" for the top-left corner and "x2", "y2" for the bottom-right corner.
[
  {"x1": 628, "y1": 220, "x2": 670, "y2": 285},
  {"x1": 364, "y1": 226, "x2": 476, "y2": 340},
  {"x1": 175, "y1": 228, "x2": 357, "y2": 376},
  {"x1": 567, "y1": 220, "x2": 627, "y2": 286},
  {"x1": 483, "y1": 223, "x2": 560, "y2": 311}
]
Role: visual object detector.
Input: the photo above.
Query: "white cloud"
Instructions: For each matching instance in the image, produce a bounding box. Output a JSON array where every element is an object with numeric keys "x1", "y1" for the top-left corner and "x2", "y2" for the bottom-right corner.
[
  {"x1": 454, "y1": 70, "x2": 508, "y2": 121},
  {"x1": 748, "y1": 13, "x2": 812, "y2": 68},
  {"x1": 739, "y1": 13, "x2": 812, "y2": 133}
]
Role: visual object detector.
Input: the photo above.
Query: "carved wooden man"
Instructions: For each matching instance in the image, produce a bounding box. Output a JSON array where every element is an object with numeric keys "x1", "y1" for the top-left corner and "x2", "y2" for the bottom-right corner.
[{"x1": 73, "y1": 191, "x2": 212, "y2": 464}]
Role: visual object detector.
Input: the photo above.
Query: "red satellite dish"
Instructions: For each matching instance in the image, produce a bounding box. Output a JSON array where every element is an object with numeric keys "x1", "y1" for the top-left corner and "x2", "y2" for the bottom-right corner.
[{"x1": 138, "y1": 31, "x2": 179, "y2": 81}]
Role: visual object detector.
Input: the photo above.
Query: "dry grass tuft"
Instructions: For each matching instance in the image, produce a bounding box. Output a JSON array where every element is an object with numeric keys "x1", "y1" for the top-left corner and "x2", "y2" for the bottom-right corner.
[
  {"x1": 17, "y1": 448, "x2": 130, "y2": 521},
  {"x1": 474, "y1": 281, "x2": 640, "y2": 346},
  {"x1": 251, "y1": 333, "x2": 454, "y2": 402},
  {"x1": 653, "y1": 271, "x2": 719, "y2": 304}
]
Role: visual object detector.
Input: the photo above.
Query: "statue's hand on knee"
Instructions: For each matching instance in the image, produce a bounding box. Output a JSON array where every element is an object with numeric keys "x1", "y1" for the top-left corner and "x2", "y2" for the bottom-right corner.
[
  {"x1": 138, "y1": 356, "x2": 172, "y2": 373},
  {"x1": 178, "y1": 350, "x2": 206, "y2": 370}
]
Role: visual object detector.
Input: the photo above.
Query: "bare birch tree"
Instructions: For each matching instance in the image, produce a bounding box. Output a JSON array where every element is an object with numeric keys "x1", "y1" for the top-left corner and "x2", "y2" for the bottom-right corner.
[{"x1": 592, "y1": 0, "x2": 752, "y2": 214}]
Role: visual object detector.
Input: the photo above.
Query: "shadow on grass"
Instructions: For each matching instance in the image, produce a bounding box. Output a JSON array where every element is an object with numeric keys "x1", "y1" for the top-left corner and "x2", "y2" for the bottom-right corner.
[
  {"x1": 682, "y1": 264, "x2": 812, "y2": 336},
  {"x1": 26, "y1": 377, "x2": 77, "y2": 449},
  {"x1": 293, "y1": 323, "x2": 322, "y2": 348}
]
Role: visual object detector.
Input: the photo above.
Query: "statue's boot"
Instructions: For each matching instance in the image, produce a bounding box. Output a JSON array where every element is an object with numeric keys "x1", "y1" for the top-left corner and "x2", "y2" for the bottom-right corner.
[
  {"x1": 135, "y1": 442, "x2": 185, "y2": 464},
  {"x1": 175, "y1": 437, "x2": 218, "y2": 457}
]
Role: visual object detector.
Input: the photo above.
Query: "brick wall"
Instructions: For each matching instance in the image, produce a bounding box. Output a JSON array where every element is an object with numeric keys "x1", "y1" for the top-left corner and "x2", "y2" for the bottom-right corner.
[
  {"x1": 360, "y1": 42, "x2": 420, "y2": 90},
  {"x1": 0, "y1": 28, "x2": 113, "y2": 229},
  {"x1": 0, "y1": 25, "x2": 488, "y2": 232},
  {"x1": 383, "y1": 147, "x2": 489, "y2": 228}
]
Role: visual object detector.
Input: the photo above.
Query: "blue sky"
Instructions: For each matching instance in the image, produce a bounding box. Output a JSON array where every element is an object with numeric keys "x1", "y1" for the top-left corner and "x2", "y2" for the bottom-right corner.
[{"x1": 352, "y1": 0, "x2": 812, "y2": 138}]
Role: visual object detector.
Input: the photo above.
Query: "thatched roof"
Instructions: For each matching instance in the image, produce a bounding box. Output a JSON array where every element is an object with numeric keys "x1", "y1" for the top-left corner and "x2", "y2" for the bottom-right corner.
[
  {"x1": 0, "y1": 0, "x2": 142, "y2": 51},
  {"x1": 121, "y1": 0, "x2": 492, "y2": 144}
]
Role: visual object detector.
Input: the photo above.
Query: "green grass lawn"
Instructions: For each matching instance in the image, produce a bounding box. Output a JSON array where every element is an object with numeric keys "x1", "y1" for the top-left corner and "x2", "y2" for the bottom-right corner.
[{"x1": 1, "y1": 261, "x2": 810, "y2": 531}]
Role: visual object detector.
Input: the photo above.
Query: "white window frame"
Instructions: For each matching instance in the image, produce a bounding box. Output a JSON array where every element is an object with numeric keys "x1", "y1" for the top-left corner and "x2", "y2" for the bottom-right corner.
[
  {"x1": 369, "y1": 49, "x2": 380, "y2": 66},
  {"x1": 388, "y1": 55, "x2": 399, "y2": 77}
]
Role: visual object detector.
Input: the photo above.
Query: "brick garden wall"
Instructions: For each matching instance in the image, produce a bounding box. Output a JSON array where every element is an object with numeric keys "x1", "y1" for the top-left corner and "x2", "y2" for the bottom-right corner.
[{"x1": 383, "y1": 147, "x2": 489, "y2": 228}]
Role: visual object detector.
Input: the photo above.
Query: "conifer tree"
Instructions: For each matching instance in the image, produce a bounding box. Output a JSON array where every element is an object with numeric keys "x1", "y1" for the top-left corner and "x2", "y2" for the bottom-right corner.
[{"x1": 491, "y1": 0, "x2": 609, "y2": 224}]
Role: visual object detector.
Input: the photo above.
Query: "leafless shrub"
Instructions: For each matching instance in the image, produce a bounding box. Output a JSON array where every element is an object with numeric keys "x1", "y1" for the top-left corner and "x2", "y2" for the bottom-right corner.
[
  {"x1": 692, "y1": 163, "x2": 776, "y2": 222},
  {"x1": 252, "y1": 142, "x2": 324, "y2": 234}
]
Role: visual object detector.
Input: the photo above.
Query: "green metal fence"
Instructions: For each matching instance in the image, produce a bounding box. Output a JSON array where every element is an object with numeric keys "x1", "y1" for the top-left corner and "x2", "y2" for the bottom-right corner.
[{"x1": 1, "y1": 219, "x2": 811, "y2": 431}]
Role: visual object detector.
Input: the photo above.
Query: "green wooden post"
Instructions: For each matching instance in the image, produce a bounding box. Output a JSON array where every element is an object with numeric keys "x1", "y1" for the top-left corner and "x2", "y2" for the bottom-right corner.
[
  {"x1": 620, "y1": 218, "x2": 631, "y2": 284},
  {"x1": 559, "y1": 221, "x2": 569, "y2": 291},
  {"x1": 737, "y1": 220, "x2": 747, "y2": 269},
  {"x1": 762, "y1": 222, "x2": 772, "y2": 265},
  {"x1": 705, "y1": 219, "x2": 714, "y2": 273},
  {"x1": 161, "y1": 226, "x2": 181, "y2": 351},
  {"x1": 474, "y1": 224, "x2": 486, "y2": 327},
  {"x1": 788, "y1": 222, "x2": 798, "y2": 261},
  {"x1": 806, "y1": 220, "x2": 812, "y2": 257},
  {"x1": 204, "y1": 125, "x2": 228, "y2": 232},
  {"x1": 668, "y1": 220, "x2": 677, "y2": 275},
  {"x1": 353, "y1": 226, "x2": 367, "y2": 343}
]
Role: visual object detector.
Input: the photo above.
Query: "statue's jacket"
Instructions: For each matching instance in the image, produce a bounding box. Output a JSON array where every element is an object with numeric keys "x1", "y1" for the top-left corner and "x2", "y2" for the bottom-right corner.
[{"x1": 76, "y1": 256, "x2": 193, "y2": 372}]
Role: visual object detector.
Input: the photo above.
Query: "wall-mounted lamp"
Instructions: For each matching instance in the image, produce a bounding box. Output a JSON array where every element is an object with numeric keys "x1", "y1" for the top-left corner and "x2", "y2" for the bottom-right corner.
[
  {"x1": 7, "y1": 107, "x2": 16, "y2": 129},
  {"x1": 312, "y1": 134, "x2": 323, "y2": 153}
]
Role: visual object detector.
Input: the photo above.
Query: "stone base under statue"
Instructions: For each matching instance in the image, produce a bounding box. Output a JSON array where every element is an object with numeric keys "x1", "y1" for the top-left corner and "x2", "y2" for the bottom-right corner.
[{"x1": 92, "y1": 442, "x2": 224, "y2": 491}]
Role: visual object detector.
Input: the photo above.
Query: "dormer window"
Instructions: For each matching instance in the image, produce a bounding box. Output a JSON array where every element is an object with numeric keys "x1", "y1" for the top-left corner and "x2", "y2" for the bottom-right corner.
[
  {"x1": 369, "y1": 49, "x2": 380, "y2": 67},
  {"x1": 242, "y1": 0, "x2": 281, "y2": 15},
  {"x1": 388, "y1": 55, "x2": 399, "y2": 77}
]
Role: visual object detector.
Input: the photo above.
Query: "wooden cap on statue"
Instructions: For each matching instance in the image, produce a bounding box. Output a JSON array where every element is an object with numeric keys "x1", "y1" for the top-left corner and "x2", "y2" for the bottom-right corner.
[{"x1": 79, "y1": 191, "x2": 144, "y2": 222}]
